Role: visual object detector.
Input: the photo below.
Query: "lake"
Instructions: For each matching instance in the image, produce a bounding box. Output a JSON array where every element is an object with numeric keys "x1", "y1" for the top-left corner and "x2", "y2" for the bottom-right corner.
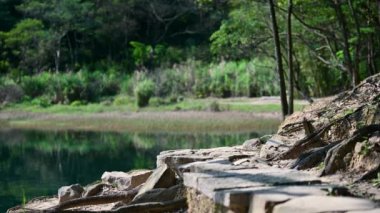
[{"x1": 0, "y1": 126, "x2": 278, "y2": 212}]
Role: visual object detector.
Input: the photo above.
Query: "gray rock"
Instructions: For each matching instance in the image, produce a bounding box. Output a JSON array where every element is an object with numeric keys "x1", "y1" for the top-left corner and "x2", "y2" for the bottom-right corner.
[
  {"x1": 101, "y1": 170, "x2": 152, "y2": 190},
  {"x1": 137, "y1": 164, "x2": 176, "y2": 197},
  {"x1": 242, "y1": 138, "x2": 262, "y2": 151},
  {"x1": 58, "y1": 184, "x2": 84, "y2": 203},
  {"x1": 132, "y1": 184, "x2": 184, "y2": 204},
  {"x1": 272, "y1": 195, "x2": 377, "y2": 213},
  {"x1": 83, "y1": 183, "x2": 109, "y2": 197},
  {"x1": 259, "y1": 139, "x2": 288, "y2": 159}
]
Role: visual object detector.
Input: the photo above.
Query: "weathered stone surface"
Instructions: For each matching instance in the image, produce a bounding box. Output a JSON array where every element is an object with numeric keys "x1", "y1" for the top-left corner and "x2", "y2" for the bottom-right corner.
[
  {"x1": 186, "y1": 188, "x2": 230, "y2": 213},
  {"x1": 248, "y1": 186, "x2": 343, "y2": 213},
  {"x1": 58, "y1": 184, "x2": 84, "y2": 203},
  {"x1": 347, "y1": 209, "x2": 380, "y2": 213},
  {"x1": 179, "y1": 158, "x2": 259, "y2": 175},
  {"x1": 184, "y1": 168, "x2": 320, "y2": 199},
  {"x1": 242, "y1": 138, "x2": 262, "y2": 151},
  {"x1": 136, "y1": 164, "x2": 176, "y2": 197},
  {"x1": 101, "y1": 170, "x2": 152, "y2": 190},
  {"x1": 259, "y1": 139, "x2": 289, "y2": 159},
  {"x1": 132, "y1": 184, "x2": 185, "y2": 204},
  {"x1": 83, "y1": 183, "x2": 109, "y2": 197},
  {"x1": 272, "y1": 196, "x2": 377, "y2": 213},
  {"x1": 157, "y1": 146, "x2": 258, "y2": 168}
]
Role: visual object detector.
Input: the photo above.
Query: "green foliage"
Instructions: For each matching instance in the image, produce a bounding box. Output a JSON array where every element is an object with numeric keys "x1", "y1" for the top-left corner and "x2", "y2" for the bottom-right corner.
[
  {"x1": 372, "y1": 173, "x2": 380, "y2": 187},
  {"x1": 21, "y1": 74, "x2": 49, "y2": 98},
  {"x1": 134, "y1": 79, "x2": 155, "y2": 107},
  {"x1": 70, "y1": 100, "x2": 84, "y2": 107},
  {"x1": 359, "y1": 139, "x2": 372, "y2": 156},
  {"x1": 0, "y1": 83, "x2": 24, "y2": 104},
  {"x1": 1, "y1": 19, "x2": 48, "y2": 73},
  {"x1": 210, "y1": 1, "x2": 268, "y2": 59},
  {"x1": 31, "y1": 96, "x2": 50, "y2": 107},
  {"x1": 208, "y1": 100, "x2": 221, "y2": 112},
  {"x1": 130, "y1": 41, "x2": 153, "y2": 68},
  {"x1": 0, "y1": 0, "x2": 379, "y2": 104}
]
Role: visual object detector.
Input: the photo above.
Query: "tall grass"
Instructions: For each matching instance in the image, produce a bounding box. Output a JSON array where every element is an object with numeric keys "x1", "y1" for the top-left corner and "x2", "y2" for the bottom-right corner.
[{"x1": 1, "y1": 59, "x2": 280, "y2": 107}]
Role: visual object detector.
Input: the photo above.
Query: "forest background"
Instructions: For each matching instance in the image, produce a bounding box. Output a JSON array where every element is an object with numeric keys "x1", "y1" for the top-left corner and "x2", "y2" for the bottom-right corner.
[{"x1": 0, "y1": 0, "x2": 379, "y2": 116}]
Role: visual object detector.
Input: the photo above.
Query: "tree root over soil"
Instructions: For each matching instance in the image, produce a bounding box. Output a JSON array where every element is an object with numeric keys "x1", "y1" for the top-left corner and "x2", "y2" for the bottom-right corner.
[
  {"x1": 46, "y1": 187, "x2": 140, "y2": 212},
  {"x1": 283, "y1": 123, "x2": 380, "y2": 176},
  {"x1": 275, "y1": 118, "x2": 342, "y2": 160},
  {"x1": 55, "y1": 198, "x2": 187, "y2": 213},
  {"x1": 321, "y1": 124, "x2": 380, "y2": 176}
]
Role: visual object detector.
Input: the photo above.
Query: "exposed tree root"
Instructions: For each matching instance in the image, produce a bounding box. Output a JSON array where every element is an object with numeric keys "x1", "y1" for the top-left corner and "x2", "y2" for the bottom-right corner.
[
  {"x1": 355, "y1": 163, "x2": 380, "y2": 182},
  {"x1": 277, "y1": 102, "x2": 373, "y2": 161},
  {"x1": 321, "y1": 124, "x2": 380, "y2": 176},
  {"x1": 275, "y1": 121, "x2": 335, "y2": 160},
  {"x1": 46, "y1": 187, "x2": 140, "y2": 212},
  {"x1": 55, "y1": 198, "x2": 187, "y2": 213},
  {"x1": 290, "y1": 141, "x2": 341, "y2": 170}
]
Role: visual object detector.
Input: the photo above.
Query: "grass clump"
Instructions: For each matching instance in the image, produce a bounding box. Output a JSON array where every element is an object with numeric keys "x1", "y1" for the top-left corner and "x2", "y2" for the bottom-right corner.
[{"x1": 134, "y1": 79, "x2": 155, "y2": 107}]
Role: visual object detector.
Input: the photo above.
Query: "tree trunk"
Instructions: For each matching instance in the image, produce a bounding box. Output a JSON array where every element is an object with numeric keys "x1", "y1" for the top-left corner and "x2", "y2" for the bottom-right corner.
[
  {"x1": 331, "y1": 0, "x2": 359, "y2": 86},
  {"x1": 348, "y1": 0, "x2": 361, "y2": 83},
  {"x1": 287, "y1": 0, "x2": 294, "y2": 115},
  {"x1": 269, "y1": 0, "x2": 288, "y2": 120},
  {"x1": 55, "y1": 39, "x2": 61, "y2": 73}
]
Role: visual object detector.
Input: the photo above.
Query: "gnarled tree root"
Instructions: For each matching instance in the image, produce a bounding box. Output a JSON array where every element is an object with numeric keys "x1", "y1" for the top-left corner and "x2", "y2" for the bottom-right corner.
[
  {"x1": 355, "y1": 163, "x2": 380, "y2": 182},
  {"x1": 46, "y1": 187, "x2": 139, "y2": 212},
  {"x1": 321, "y1": 124, "x2": 380, "y2": 176},
  {"x1": 56, "y1": 198, "x2": 187, "y2": 213},
  {"x1": 290, "y1": 141, "x2": 340, "y2": 170},
  {"x1": 275, "y1": 121, "x2": 335, "y2": 160},
  {"x1": 276, "y1": 103, "x2": 375, "y2": 161}
]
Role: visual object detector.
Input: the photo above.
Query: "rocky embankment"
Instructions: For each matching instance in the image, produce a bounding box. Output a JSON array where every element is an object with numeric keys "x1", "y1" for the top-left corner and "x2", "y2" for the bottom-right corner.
[{"x1": 8, "y1": 74, "x2": 380, "y2": 213}]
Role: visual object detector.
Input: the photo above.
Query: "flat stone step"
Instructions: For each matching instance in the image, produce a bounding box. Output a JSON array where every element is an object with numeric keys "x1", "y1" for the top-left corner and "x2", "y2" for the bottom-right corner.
[
  {"x1": 272, "y1": 195, "x2": 377, "y2": 213},
  {"x1": 184, "y1": 167, "x2": 326, "y2": 212},
  {"x1": 184, "y1": 168, "x2": 320, "y2": 197},
  {"x1": 157, "y1": 146, "x2": 258, "y2": 168},
  {"x1": 215, "y1": 185, "x2": 343, "y2": 213}
]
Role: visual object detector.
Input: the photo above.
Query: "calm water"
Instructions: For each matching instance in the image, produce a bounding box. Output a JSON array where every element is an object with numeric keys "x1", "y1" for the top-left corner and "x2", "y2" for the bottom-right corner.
[{"x1": 0, "y1": 128, "x2": 276, "y2": 211}]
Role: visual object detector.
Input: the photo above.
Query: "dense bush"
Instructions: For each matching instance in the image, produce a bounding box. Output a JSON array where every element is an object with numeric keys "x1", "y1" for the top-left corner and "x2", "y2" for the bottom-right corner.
[
  {"x1": 0, "y1": 59, "x2": 282, "y2": 107},
  {"x1": 21, "y1": 74, "x2": 50, "y2": 98},
  {"x1": 135, "y1": 59, "x2": 280, "y2": 99},
  {"x1": 134, "y1": 79, "x2": 155, "y2": 107},
  {"x1": 0, "y1": 84, "x2": 24, "y2": 104},
  {"x1": 15, "y1": 71, "x2": 122, "y2": 104}
]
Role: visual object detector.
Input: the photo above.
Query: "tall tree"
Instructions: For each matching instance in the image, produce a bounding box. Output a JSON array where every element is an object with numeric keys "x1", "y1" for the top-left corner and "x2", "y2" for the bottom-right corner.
[
  {"x1": 269, "y1": 0, "x2": 288, "y2": 119},
  {"x1": 287, "y1": 0, "x2": 294, "y2": 114},
  {"x1": 330, "y1": 0, "x2": 359, "y2": 86},
  {"x1": 18, "y1": 0, "x2": 94, "y2": 72}
]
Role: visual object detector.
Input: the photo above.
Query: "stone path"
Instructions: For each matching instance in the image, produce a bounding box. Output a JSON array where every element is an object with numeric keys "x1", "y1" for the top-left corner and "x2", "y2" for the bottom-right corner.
[
  {"x1": 7, "y1": 145, "x2": 380, "y2": 213},
  {"x1": 158, "y1": 145, "x2": 380, "y2": 213}
]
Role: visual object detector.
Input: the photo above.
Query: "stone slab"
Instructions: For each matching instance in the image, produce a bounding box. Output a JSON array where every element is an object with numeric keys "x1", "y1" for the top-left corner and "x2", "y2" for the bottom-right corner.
[
  {"x1": 101, "y1": 170, "x2": 152, "y2": 190},
  {"x1": 248, "y1": 185, "x2": 343, "y2": 213},
  {"x1": 272, "y1": 195, "x2": 377, "y2": 213},
  {"x1": 136, "y1": 164, "x2": 176, "y2": 197},
  {"x1": 157, "y1": 146, "x2": 258, "y2": 168},
  {"x1": 184, "y1": 168, "x2": 320, "y2": 199},
  {"x1": 347, "y1": 209, "x2": 380, "y2": 213},
  {"x1": 179, "y1": 158, "x2": 258, "y2": 174},
  {"x1": 212, "y1": 185, "x2": 343, "y2": 213}
]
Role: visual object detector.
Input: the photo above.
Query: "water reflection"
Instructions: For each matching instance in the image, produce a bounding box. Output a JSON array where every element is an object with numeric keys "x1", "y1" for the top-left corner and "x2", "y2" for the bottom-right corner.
[{"x1": 0, "y1": 128, "x2": 274, "y2": 211}]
